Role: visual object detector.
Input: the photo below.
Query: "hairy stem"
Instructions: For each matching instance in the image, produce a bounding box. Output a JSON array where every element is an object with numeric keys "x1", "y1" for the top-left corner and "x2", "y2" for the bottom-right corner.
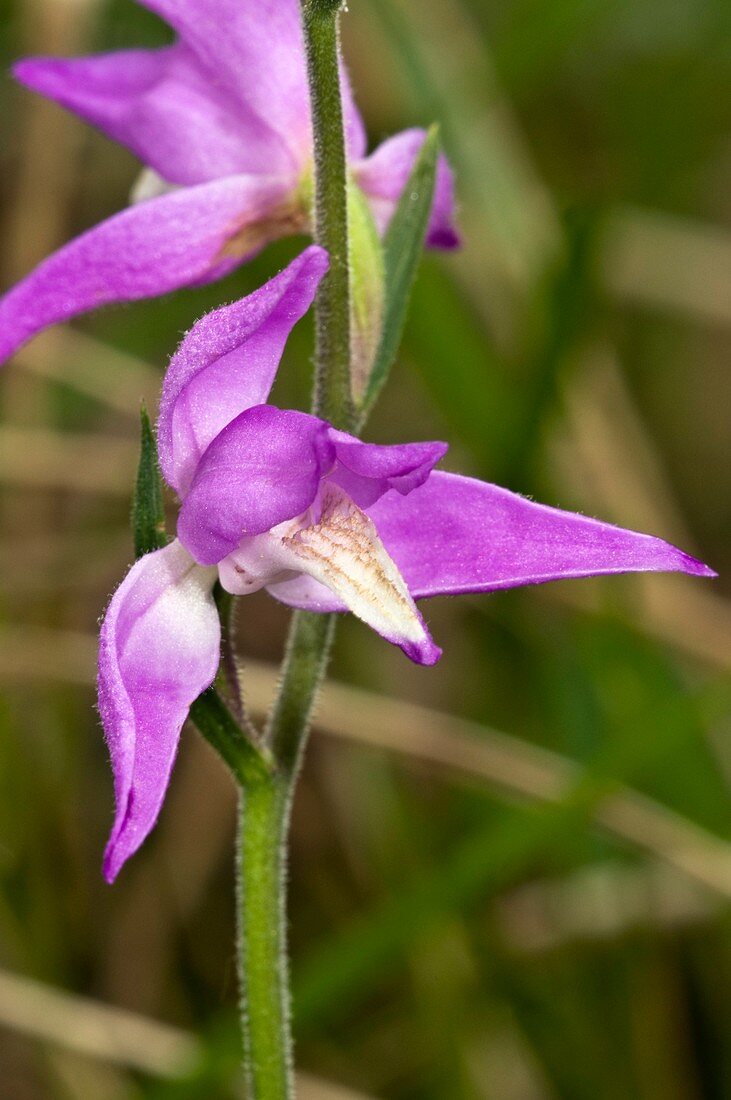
[
  {"x1": 303, "y1": 0, "x2": 354, "y2": 430},
  {"x1": 237, "y1": 778, "x2": 293, "y2": 1100},
  {"x1": 235, "y1": 4, "x2": 352, "y2": 1096},
  {"x1": 268, "y1": 611, "x2": 336, "y2": 778},
  {"x1": 190, "y1": 690, "x2": 272, "y2": 788}
]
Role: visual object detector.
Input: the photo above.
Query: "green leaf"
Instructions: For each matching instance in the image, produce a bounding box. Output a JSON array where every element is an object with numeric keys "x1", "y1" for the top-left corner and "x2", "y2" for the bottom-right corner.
[
  {"x1": 131, "y1": 402, "x2": 168, "y2": 559},
  {"x1": 360, "y1": 124, "x2": 441, "y2": 419}
]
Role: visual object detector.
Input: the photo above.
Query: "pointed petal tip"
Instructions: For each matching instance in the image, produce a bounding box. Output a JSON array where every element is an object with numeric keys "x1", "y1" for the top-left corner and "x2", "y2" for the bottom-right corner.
[
  {"x1": 675, "y1": 549, "x2": 717, "y2": 579},
  {"x1": 102, "y1": 824, "x2": 133, "y2": 883},
  {"x1": 299, "y1": 243, "x2": 330, "y2": 275},
  {"x1": 11, "y1": 57, "x2": 44, "y2": 86},
  {"x1": 402, "y1": 636, "x2": 443, "y2": 666},
  {"x1": 101, "y1": 802, "x2": 137, "y2": 884},
  {"x1": 102, "y1": 846, "x2": 121, "y2": 885},
  {"x1": 427, "y1": 226, "x2": 462, "y2": 251},
  {"x1": 12, "y1": 56, "x2": 74, "y2": 101}
]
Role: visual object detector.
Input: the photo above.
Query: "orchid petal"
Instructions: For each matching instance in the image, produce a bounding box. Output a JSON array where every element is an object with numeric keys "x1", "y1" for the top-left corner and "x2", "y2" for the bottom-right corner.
[
  {"x1": 266, "y1": 572, "x2": 344, "y2": 614},
  {"x1": 329, "y1": 432, "x2": 448, "y2": 508},
  {"x1": 14, "y1": 46, "x2": 292, "y2": 183},
  {"x1": 158, "y1": 247, "x2": 328, "y2": 496},
  {"x1": 178, "y1": 407, "x2": 335, "y2": 565},
  {"x1": 258, "y1": 485, "x2": 440, "y2": 664},
  {"x1": 354, "y1": 128, "x2": 460, "y2": 249},
  {"x1": 268, "y1": 471, "x2": 715, "y2": 612},
  {"x1": 139, "y1": 0, "x2": 365, "y2": 163},
  {"x1": 366, "y1": 472, "x2": 716, "y2": 598},
  {"x1": 0, "y1": 174, "x2": 293, "y2": 365},
  {"x1": 98, "y1": 540, "x2": 219, "y2": 883}
]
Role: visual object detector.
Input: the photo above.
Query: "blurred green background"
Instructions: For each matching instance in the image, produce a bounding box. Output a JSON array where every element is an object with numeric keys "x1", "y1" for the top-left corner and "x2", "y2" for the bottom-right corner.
[{"x1": 0, "y1": 0, "x2": 730, "y2": 1096}]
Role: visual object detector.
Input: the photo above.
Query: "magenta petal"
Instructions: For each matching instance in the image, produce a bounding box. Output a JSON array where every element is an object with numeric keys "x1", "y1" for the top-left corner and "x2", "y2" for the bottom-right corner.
[
  {"x1": 158, "y1": 247, "x2": 328, "y2": 496},
  {"x1": 354, "y1": 128, "x2": 460, "y2": 249},
  {"x1": 367, "y1": 472, "x2": 717, "y2": 598},
  {"x1": 267, "y1": 574, "x2": 345, "y2": 614},
  {"x1": 0, "y1": 174, "x2": 292, "y2": 365},
  {"x1": 98, "y1": 541, "x2": 219, "y2": 883},
  {"x1": 329, "y1": 432, "x2": 448, "y2": 508},
  {"x1": 139, "y1": 0, "x2": 365, "y2": 164},
  {"x1": 14, "y1": 47, "x2": 291, "y2": 183},
  {"x1": 178, "y1": 407, "x2": 335, "y2": 565}
]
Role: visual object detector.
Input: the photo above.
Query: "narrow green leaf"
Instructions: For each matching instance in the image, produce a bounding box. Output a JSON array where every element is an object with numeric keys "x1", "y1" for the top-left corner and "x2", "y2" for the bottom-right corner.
[
  {"x1": 131, "y1": 402, "x2": 168, "y2": 559},
  {"x1": 360, "y1": 125, "x2": 440, "y2": 419}
]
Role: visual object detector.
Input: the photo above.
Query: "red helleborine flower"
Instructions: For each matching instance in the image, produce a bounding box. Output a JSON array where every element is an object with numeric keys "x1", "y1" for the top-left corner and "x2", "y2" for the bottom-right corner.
[
  {"x1": 98, "y1": 248, "x2": 715, "y2": 882},
  {"x1": 0, "y1": 0, "x2": 459, "y2": 364}
]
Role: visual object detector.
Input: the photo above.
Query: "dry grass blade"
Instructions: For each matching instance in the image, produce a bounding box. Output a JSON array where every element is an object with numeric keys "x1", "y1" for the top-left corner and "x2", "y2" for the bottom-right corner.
[
  {"x1": 498, "y1": 861, "x2": 721, "y2": 954},
  {"x1": 605, "y1": 207, "x2": 731, "y2": 329},
  {"x1": 549, "y1": 347, "x2": 731, "y2": 670},
  {"x1": 2, "y1": 625, "x2": 728, "y2": 900},
  {"x1": 0, "y1": 968, "x2": 376, "y2": 1098},
  {"x1": 0, "y1": 426, "x2": 136, "y2": 494},
  {"x1": 295, "y1": 673, "x2": 731, "y2": 900},
  {"x1": 16, "y1": 329, "x2": 161, "y2": 416},
  {"x1": 297, "y1": 1072, "x2": 378, "y2": 1100},
  {"x1": 0, "y1": 968, "x2": 198, "y2": 1078}
]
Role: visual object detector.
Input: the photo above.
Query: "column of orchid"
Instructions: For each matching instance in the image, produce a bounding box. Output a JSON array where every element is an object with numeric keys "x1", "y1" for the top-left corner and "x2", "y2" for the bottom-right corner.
[{"x1": 0, "y1": 1, "x2": 715, "y2": 1097}]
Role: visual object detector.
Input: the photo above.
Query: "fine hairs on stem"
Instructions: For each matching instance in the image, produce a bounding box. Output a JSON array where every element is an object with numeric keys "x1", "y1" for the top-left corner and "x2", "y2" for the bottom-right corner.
[{"x1": 234, "y1": 3, "x2": 352, "y2": 1097}]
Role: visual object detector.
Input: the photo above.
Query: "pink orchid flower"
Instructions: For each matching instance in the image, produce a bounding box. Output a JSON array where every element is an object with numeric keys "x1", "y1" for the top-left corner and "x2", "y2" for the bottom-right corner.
[
  {"x1": 0, "y1": 0, "x2": 457, "y2": 365},
  {"x1": 98, "y1": 246, "x2": 714, "y2": 881}
]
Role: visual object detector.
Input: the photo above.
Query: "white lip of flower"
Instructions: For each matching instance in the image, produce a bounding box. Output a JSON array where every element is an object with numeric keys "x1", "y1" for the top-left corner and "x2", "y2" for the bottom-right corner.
[{"x1": 223, "y1": 483, "x2": 430, "y2": 650}]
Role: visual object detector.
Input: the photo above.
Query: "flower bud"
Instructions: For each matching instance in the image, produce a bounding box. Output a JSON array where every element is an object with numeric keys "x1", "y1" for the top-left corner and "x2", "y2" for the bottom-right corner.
[{"x1": 347, "y1": 181, "x2": 386, "y2": 402}]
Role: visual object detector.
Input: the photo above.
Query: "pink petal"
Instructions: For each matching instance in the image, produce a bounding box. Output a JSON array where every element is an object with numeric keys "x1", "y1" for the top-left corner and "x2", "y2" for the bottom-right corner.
[
  {"x1": 329, "y1": 432, "x2": 448, "y2": 508},
  {"x1": 0, "y1": 174, "x2": 292, "y2": 365},
  {"x1": 14, "y1": 46, "x2": 292, "y2": 183},
  {"x1": 178, "y1": 407, "x2": 335, "y2": 565},
  {"x1": 139, "y1": 0, "x2": 366, "y2": 163},
  {"x1": 267, "y1": 472, "x2": 715, "y2": 616},
  {"x1": 354, "y1": 128, "x2": 460, "y2": 249},
  {"x1": 368, "y1": 472, "x2": 717, "y2": 598},
  {"x1": 98, "y1": 541, "x2": 219, "y2": 883},
  {"x1": 158, "y1": 247, "x2": 328, "y2": 496},
  {"x1": 266, "y1": 573, "x2": 345, "y2": 614}
]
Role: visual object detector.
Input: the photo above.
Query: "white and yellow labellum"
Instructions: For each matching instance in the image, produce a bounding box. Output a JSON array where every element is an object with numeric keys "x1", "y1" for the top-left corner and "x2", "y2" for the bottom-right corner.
[{"x1": 277, "y1": 484, "x2": 431, "y2": 657}]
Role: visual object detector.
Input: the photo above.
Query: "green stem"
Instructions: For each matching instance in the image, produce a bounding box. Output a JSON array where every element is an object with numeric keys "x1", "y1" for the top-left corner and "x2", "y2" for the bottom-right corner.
[
  {"x1": 268, "y1": 611, "x2": 336, "y2": 778},
  {"x1": 237, "y1": 777, "x2": 293, "y2": 1100},
  {"x1": 234, "y1": 4, "x2": 352, "y2": 1096},
  {"x1": 190, "y1": 690, "x2": 272, "y2": 788},
  {"x1": 234, "y1": 608, "x2": 332, "y2": 1100},
  {"x1": 303, "y1": 0, "x2": 354, "y2": 430},
  {"x1": 215, "y1": 584, "x2": 251, "y2": 731}
]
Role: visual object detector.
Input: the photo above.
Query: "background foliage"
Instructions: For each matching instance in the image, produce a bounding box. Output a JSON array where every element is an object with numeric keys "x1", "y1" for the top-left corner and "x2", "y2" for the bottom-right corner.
[{"x1": 0, "y1": 0, "x2": 729, "y2": 1096}]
